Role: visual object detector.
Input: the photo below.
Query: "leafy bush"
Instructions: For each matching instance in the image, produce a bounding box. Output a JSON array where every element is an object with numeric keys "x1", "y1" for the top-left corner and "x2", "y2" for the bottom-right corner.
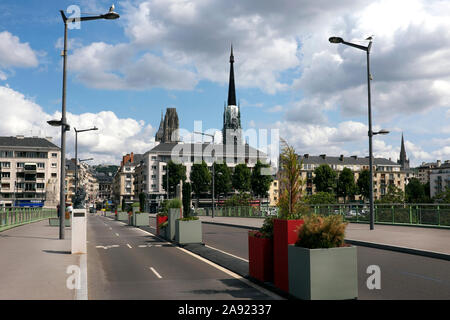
[
  {"x1": 295, "y1": 214, "x2": 348, "y2": 249},
  {"x1": 167, "y1": 198, "x2": 182, "y2": 209},
  {"x1": 224, "y1": 193, "x2": 252, "y2": 207},
  {"x1": 249, "y1": 216, "x2": 274, "y2": 239},
  {"x1": 178, "y1": 216, "x2": 199, "y2": 221},
  {"x1": 132, "y1": 202, "x2": 140, "y2": 207},
  {"x1": 159, "y1": 221, "x2": 168, "y2": 229}
]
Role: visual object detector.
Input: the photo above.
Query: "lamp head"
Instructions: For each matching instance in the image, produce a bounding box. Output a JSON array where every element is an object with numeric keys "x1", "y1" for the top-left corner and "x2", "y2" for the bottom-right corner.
[
  {"x1": 329, "y1": 36, "x2": 344, "y2": 44},
  {"x1": 103, "y1": 4, "x2": 119, "y2": 19},
  {"x1": 47, "y1": 120, "x2": 62, "y2": 127}
]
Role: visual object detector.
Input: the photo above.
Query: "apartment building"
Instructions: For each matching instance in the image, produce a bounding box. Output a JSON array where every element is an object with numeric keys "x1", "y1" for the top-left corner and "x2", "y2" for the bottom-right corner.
[
  {"x1": 268, "y1": 179, "x2": 279, "y2": 206},
  {"x1": 137, "y1": 142, "x2": 268, "y2": 211},
  {"x1": 429, "y1": 161, "x2": 450, "y2": 198},
  {"x1": 297, "y1": 154, "x2": 405, "y2": 201},
  {"x1": 0, "y1": 136, "x2": 60, "y2": 208},
  {"x1": 418, "y1": 160, "x2": 442, "y2": 184},
  {"x1": 113, "y1": 152, "x2": 143, "y2": 208},
  {"x1": 64, "y1": 158, "x2": 99, "y2": 206}
]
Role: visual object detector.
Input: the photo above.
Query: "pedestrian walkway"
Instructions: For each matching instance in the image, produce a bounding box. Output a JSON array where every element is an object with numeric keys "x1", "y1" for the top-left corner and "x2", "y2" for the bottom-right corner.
[
  {"x1": 0, "y1": 219, "x2": 79, "y2": 299},
  {"x1": 198, "y1": 216, "x2": 450, "y2": 256}
]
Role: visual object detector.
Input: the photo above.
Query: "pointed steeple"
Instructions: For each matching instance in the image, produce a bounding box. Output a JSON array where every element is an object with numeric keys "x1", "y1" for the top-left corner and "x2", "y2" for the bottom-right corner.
[
  {"x1": 398, "y1": 132, "x2": 410, "y2": 170},
  {"x1": 227, "y1": 44, "x2": 236, "y2": 106}
]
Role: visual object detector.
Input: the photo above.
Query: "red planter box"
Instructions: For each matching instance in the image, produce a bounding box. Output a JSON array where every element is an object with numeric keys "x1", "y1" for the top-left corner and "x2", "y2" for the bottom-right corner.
[
  {"x1": 248, "y1": 234, "x2": 273, "y2": 282},
  {"x1": 273, "y1": 218, "x2": 304, "y2": 292},
  {"x1": 156, "y1": 215, "x2": 168, "y2": 235}
]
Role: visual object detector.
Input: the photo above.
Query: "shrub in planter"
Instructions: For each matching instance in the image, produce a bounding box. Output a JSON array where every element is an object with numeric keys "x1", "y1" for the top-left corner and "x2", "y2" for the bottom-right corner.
[
  {"x1": 288, "y1": 214, "x2": 358, "y2": 300},
  {"x1": 248, "y1": 216, "x2": 274, "y2": 282},
  {"x1": 167, "y1": 199, "x2": 182, "y2": 241}
]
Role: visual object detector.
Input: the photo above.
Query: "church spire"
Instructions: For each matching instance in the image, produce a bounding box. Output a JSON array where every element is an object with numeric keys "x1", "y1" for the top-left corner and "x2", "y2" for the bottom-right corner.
[
  {"x1": 227, "y1": 44, "x2": 236, "y2": 106},
  {"x1": 398, "y1": 132, "x2": 410, "y2": 170}
]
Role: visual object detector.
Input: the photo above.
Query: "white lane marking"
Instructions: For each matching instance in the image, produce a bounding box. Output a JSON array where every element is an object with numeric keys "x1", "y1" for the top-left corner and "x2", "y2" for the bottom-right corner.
[
  {"x1": 115, "y1": 233, "x2": 119, "y2": 237},
  {"x1": 127, "y1": 244, "x2": 132, "y2": 249},
  {"x1": 149, "y1": 267, "x2": 162, "y2": 279},
  {"x1": 205, "y1": 244, "x2": 249, "y2": 262},
  {"x1": 95, "y1": 245, "x2": 120, "y2": 250},
  {"x1": 135, "y1": 227, "x2": 282, "y2": 300},
  {"x1": 76, "y1": 254, "x2": 88, "y2": 300}
]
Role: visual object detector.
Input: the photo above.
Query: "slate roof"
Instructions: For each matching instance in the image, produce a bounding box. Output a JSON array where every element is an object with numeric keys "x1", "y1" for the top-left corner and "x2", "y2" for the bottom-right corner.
[
  {"x1": 147, "y1": 142, "x2": 267, "y2": 159},
  {"x1": 0, "y1": 136, "x2": 59, "y2": 149},
  {"x1": 298, "y1": 154, "x2": 399, "y2": 166}
]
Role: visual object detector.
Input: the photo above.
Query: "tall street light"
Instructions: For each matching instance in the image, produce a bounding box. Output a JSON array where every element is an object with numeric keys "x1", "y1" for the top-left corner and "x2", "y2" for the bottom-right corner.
[
  {"x1": 74, "y1": 127, "x2": 98, "y2": 196},
  {"x1": 194, "y1": 131, "x2": 216, "y2": 218},
  {"x1": 329, "y1": 36, "x2": 389, "y2": 230},
  {"x1": 48, "y1": 6, "x2": 119, "y2": 240}
]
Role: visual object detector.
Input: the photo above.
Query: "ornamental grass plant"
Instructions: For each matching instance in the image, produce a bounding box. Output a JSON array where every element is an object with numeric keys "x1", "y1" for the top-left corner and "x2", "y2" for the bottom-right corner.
[
  {"x1": 295, "y1": 214, "x2": 348, "y2": 249},
  {"x1": 249, "y1": 216, "x2": 275, "y2": 238}
]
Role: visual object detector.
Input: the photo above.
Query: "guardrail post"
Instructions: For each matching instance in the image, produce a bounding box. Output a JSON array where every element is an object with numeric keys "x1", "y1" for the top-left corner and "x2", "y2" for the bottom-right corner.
[{"x1": 437, "y1": 205, "x2": 440, "y2": 226}]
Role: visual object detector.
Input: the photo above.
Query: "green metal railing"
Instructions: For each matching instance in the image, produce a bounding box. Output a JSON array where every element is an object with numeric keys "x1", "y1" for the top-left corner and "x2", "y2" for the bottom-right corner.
[
  {"x1": 195, "y1": 204, "x2": 450, "y2": 228},
  {"x1": 0, "y1": 207, "x2": 58, "y2": 232}
]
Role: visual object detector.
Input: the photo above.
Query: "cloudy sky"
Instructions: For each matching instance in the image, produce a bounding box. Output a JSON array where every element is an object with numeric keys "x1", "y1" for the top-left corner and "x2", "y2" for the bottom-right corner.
[{"x1": 0, "y1": 0, "x2": 449, "y2": 166}]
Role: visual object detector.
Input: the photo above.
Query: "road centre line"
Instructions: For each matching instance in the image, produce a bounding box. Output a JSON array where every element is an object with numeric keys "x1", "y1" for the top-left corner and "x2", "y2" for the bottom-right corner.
[
  {"x1": 149, "y1": 267, "x2": 162, "y2": 279},
  {"x1": 127, "y1": 244, "x2": 132, "y2": 249},
  {"x1": 135, "y1": 227, "x2": 282, "y2": 300}
]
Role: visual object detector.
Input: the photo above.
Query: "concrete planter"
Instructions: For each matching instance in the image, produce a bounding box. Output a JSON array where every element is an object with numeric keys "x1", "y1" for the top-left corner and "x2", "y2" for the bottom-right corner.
[
  {"x1": 248, "y1": 235, "x2": 273, "y2": 282},
  {"x1": 117, "y1": 212, "x2": 128, "y2": 221},
  {"x1": 133, "y1": 212, "x2": 149, "y2": 226},
  {"x1": 132, "y1": 206, "x2": 140, "y2": 214},
  {"x1": 167, "y1": 208, "x2": 182, "y2": 241},
  {"x1": 175, "y1": 219, "x2": 202, "y2": 245},
  {"x1": 288, "y1": 245, "x2": 358, "y2": 300},
  {"x1": 48, "y1": 217, "x2": 71, "y2": 227},
  {"x1": 128, "y1": 213, "x2": 133, "y2": 226}
]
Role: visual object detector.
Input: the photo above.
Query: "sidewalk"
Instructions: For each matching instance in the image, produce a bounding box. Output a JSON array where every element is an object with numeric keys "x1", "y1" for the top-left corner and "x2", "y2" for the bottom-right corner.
[
  {"x1": 0, "y1": 219, "x2": 79, "y2": 299},
  {"x1": 198, "y1": 216, "x2": 450, "y2": 257}
]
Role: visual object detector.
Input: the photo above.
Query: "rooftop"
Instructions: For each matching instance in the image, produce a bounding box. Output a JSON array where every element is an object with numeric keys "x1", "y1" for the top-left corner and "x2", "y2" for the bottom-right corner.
[
  {"x1": 298, "y1": 154, "x2": 399, "y2": 167},
  {"x1": 0, "y1": 136, "x2": 59, "y2": 149}
]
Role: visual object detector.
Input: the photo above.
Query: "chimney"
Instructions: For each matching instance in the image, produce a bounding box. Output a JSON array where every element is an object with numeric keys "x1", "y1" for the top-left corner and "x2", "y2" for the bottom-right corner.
[
  {"x1": 320, "y1": 154, "x2": 326, "y2": 159},
  {"x1": 339, "y1": 155, "x2": 344, "y2": 161},
  {"x1": 131, "y1": 152, "x2": 134, "y2": 163},
  {"x1": 437, "y1": 160, "x2": 441, "y2": 167}
]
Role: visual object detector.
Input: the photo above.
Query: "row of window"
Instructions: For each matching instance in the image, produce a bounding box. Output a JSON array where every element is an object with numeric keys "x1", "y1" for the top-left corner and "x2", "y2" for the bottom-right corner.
[
  {"x1": 0, "y1": 162, "x2": 56, "y2": 169},
  {"x1": 0, "y1": 151, "x2": 58, "y2": 159}
]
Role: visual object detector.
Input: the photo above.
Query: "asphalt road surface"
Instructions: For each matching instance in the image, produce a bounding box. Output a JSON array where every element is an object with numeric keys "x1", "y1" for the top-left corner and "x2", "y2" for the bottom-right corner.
[
  {"x1": 87, "y1": 214, "x2": 281, "y2": 300},
  {"x1": 149, "y1": 217, "x2": 450, "y2": 300}
]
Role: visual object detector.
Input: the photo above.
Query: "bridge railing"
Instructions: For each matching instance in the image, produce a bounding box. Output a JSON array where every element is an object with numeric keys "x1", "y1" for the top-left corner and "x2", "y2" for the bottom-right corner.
[
  {"x1": 194, "y1": 204, "x2": 450, "y2": 228},
  {"x1": 0, "y1": 207, "x2": 58, "y2": 232}
]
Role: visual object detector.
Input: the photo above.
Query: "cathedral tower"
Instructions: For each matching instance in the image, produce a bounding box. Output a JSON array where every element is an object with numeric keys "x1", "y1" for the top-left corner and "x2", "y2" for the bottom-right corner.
[{"x1": 222, "y1": 45, "x2": 242, "y2": 145}]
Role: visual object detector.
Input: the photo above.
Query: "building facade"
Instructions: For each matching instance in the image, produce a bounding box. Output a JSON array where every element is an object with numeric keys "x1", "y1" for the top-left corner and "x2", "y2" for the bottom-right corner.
[
  {"x1": 298, "y1": 154, "x2": 405, "y2": 201},
  {"x1": 429, "y1": 161, "x2": 450, "y2": 198},
  {"x1": 113, "y1": 152, "x2": 142, "y2": 208},
  {"x1": 64, "y1": 158, "x2": 99, "y2": 206},
  {"x1": 0, "y1": 136, "x2": 60, "y2": 208}
]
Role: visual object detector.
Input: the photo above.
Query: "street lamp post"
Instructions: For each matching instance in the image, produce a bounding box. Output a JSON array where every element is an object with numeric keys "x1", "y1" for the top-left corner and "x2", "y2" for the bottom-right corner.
[
  {"x1": 74, "y1": 127, "x2": 98, "y2": 195},
  {"x1": 194, "y1": 131, "x2": 216, "y2": 218},
  {"x1": 329, "y1": 36, "x2": 389, "y2": 230},
  {"x1": 47, "y1": 6, "x2": 119, "y2": 239}
]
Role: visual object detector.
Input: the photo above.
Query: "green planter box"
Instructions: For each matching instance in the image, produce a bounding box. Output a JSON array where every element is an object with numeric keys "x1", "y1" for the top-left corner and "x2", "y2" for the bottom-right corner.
[
  {"x1": 117, "y1": 212, "x2": 128, "y2": 221},
  {"x1": 133, "y1": 212, "x2": 149, "y2": 226},
  {"x1": 288, "y1": 245, "x2": 358, "y2": 300},
  {"x1": 168, "y1": 208, "x2": 182, "y2": 241},
  {"x1": 48, "y1": 218, "x2": 71, "y2": 227},
  {"x1": 175, "y1": 219, "x2": 202, "y2": 245}
]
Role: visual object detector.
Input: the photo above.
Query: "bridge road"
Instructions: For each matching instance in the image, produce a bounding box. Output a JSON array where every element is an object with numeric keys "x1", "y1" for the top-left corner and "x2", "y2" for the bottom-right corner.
[{"x1": 87, "y1": 213, "x2": 281, "y2": 300}]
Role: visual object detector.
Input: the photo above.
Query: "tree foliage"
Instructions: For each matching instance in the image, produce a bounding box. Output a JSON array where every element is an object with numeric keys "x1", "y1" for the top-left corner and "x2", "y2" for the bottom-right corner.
[
  {"x1": 304, "y1": 191, "x2": 336, "y2": 205},
  {"x1": 251, "y1": 160, "x2": 273, "y2": 198},
  {"x1": 433, "y1": 186, "x2": 450, "y2": 203},
  {"x1": 336, "y1": 167, "x2": 357, "y2": 203},
  {"x1": 277, "y1": 141, "x2": 308, "y2": 218},
  {"x1": 232, "y1": 163, "x2": 252, "y2": 193},
  {"x1": 162, "y1": 160, "x2": 186, "y2": 198},
  {"x1": 377, "y1": 184, "x2": 405, "y2": 203},
  {"x1": 313, "y1": 164, "x2": 337, "y2": 193},
  {"x1": 357, "y1": 169, "x2": 371, "y2": 200},
  {"x1": 214, "y1": 162, "x2": 232, "y2": 197},
  {"x1": 182, "y1": 182, "x2": 192, "y2": 217},
  {"x1": 189, "y1": 161, "x2": 211, "y2": 207},
  {"x1": 405, "y1": 178, "x2": 428, "y2": 203}
]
